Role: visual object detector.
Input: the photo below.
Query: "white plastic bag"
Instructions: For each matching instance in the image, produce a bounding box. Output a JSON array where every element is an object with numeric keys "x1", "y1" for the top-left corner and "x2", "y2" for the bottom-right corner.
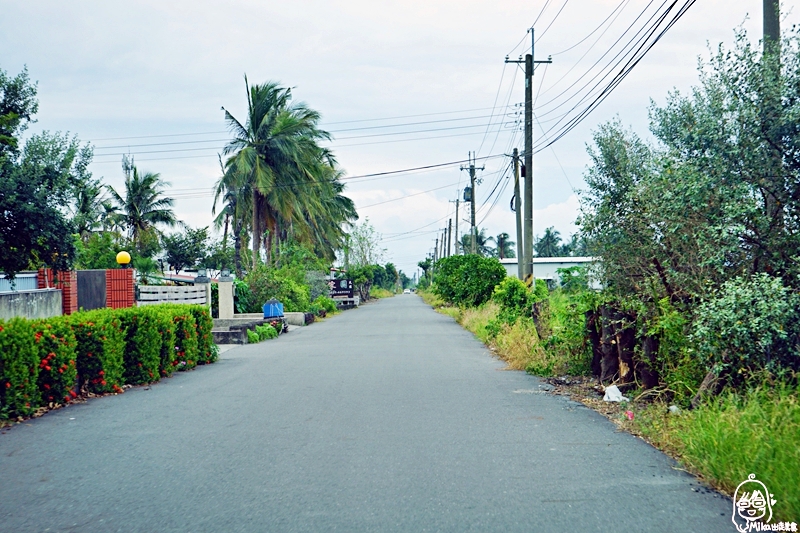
[{"x1": 603, "y1": 384, "x2": 629, "y2": 402}]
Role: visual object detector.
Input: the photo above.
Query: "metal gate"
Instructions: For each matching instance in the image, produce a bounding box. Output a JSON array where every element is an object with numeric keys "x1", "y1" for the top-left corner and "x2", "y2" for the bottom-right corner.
[{"x1": 77, "y1": 270, "x2": 107, "y2": 311}]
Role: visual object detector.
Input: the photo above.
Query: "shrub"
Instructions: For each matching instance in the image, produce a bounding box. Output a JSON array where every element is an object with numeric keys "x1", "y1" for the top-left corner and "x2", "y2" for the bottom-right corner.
[
  {"x1": 0, "y1": 318, "x2": 39, "y2": 418},
  {"x1": 67, "y1": 310, "x2": 125, "y2": 394},
  {"x1": 116, "y1": 308, "x2": 161, "y2": 385},
  {"x1": 434, "y1": 255, "x2": 507, "y2": 307},
  {"x1": 33, "y1": 317, "x2": 78, "y2": 405},
  {"x1": 148, "y1": 307, "x2": 177, "y2": 377},
  {"x1": 313, "y1": 295, "x2": 338, "y2": 315},
  {"x1": 247, "y1": 329, "x2": 259, "y2": 344},
  {"x1": 692, "y1": 273, "x2": 800, "y2": 381},
  {"x1": 188, "y1": 305, "x2": 216, "y2": 364},
  {"x1": 233, "y1": 279, "x2": 253, "y2": 314},
  {"x1": 246, "y1": 264, "x2": 310, "y2": 313},
  {"x1": 255, "y1": 323, "x2": 278, "y2": 341},
  {"x1": 171, "y1": 308, "x2": 198, "y2": 371}
]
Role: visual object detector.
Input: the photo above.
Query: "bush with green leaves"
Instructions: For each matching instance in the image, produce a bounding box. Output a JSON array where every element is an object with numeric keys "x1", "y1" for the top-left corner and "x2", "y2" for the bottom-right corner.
[
  {"x1": 691, "y1": 273, "x2": 800, "y2": 380},
  {"x1": 0, "y1": 318, "x2": 39, "y2": 418},
  {"x1": 246, "y1": 264, "x2": 311, "y2": 312},
  {"x1": 312, "y1": 295, "x2": 338, "y2": 315},
  {"x1": 246, "y1": 329, "x2": 259, "y2": 344},
  {"x1": 33, "y1": 317, "x2": 78, "y2": 405},
  {"x1": 255, "y1": 323, "x2": 278, "y2": 341},
  {"x1": 68, "y1": 310, "x2": 125, "y2": 395},
  {"x1": 187, "y1": 305, "x2": 216, "y2": 364},
  {"x1": 433, "y1": 255, "x2": 507, "y2": 307},
  {"x1": 116, "y1": 307, "x2": 161, "y2": 385},
  {"x1": 170, "y1": 308, "x2": 199, "y2": 371},
  {"x1": 149, "y1": 307, "x2": 177, "y2": 377}
]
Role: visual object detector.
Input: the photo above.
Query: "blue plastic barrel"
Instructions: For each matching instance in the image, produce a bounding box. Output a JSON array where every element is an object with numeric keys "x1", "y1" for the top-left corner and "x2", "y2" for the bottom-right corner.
[{"x1": 263, "y1": 299, "x2": 284, "y2": 318}]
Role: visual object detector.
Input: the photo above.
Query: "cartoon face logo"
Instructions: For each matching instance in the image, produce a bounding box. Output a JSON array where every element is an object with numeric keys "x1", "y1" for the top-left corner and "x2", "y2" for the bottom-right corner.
[{"x1": 732, "y1": 474, "x2": 776, "y2": 532}]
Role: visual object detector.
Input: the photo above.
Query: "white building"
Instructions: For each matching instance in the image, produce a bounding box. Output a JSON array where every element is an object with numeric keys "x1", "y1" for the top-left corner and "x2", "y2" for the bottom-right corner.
[{"x1": 499, "y1": 257, "x2": 602, "y2": 289}]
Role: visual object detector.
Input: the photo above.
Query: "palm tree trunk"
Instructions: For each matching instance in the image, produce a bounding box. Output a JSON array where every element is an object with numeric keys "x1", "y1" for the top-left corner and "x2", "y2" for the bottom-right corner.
[
  {"x1": 222, "y1": 213, "x2": 229, "y2": 251},
  {"x1": 252, "y1": 190, "x2": 260, "y2": 269}
]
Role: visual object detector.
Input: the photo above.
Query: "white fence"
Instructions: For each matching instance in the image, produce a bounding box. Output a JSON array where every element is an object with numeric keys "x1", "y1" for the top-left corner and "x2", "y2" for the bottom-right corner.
[{"x1": 137, "y1": 285, "x2": 208, "y2": 306}]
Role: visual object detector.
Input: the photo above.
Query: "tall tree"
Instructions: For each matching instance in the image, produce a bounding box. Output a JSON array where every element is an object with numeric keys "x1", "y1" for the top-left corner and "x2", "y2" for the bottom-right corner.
[
  {"x1": 221, "y1": 77, "x2": 356, "y2": 267},
  {"x1": 107, "y1": 156, "x2": 176, "y2": 252},
  {"x1": 489, "y1": 232, "x2": 515, "y2": 259},
  {"x1": 458, "y1": 228, "x2": 493, "y2": 257},
  {"x1": 534, "y1": 227, "x2": 563, "y2": 257}
]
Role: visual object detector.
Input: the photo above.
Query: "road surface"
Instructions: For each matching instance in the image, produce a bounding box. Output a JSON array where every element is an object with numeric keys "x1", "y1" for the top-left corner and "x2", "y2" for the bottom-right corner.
[{"x1": 0, "y1": 295, "x2": 733, "y2": 532}]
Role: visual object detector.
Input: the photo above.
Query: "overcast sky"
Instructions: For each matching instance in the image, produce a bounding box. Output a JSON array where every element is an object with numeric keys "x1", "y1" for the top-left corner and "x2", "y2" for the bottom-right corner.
[{"x1": 2, "y1": 1, "x2": 796, "y2": 275}]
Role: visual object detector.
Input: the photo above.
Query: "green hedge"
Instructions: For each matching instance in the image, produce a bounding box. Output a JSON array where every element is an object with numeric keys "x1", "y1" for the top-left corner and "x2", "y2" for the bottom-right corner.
[
  {"x1": 0, "y1": 304, "x2": 218, "y2": 421},
  {"x1": 33, "y1": 317, "x2": 78, "y2": 405},
  {"x1": 68, "y1": 310, "x2": 125, "y2": 395},
  {"x1": 117, "y1": 307, "x2": 161, "y2": 385},
  {"x1": 0, "y1": 318, "x2": 39, "y2": 418},
  {"x1": 169, "y1": 306, "x2": 199, "y2": 371}
]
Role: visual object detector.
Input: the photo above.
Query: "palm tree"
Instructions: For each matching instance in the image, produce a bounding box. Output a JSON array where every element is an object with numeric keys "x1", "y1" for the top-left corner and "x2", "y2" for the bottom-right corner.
[
  {"x1": 107, "y1": 157, "x2": 176, "y2": 249},
  {"x1": 488, "y1": 232, "x2": 515, "y2": 259},
  {"x1": 221, "y1": 77, "x2": 356, "y2": 267},
  {"x1": 213, "y1": 157, "x2": 252, "y2": 276},
  {"x1": 459, "y1": 228, "x2": 494, "y2": 257},
  {"x1": 534, "y1": 226, "x2": 563, "y2": 257},
  {"x1": 71, "y1": 178, "x2": 113, "y2": 241}
]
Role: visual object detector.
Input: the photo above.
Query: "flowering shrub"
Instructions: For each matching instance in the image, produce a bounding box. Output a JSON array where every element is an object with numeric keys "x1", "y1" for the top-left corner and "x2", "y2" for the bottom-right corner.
[
  {"x1": 116, "y1": 307, "x2": 161, "y2": 385},
  {"x1": 188, "y1": 305, "x2": 216, "y2": 364},
  {"x1": 171, "y1": 308, "x2": 198, "y2": 371},
  {"x1": 0, "y1": 304, "x2": 218, "y2": 420},
  {"x1": 0, "y1": 318, "x2": 39, "y2": 418},
  {"x1": 32, "y1": 317, "x2": 78, "y2": 405},
  {"x1": 150, "y1": 308, "x2": 177, "y2": 377},
  {"x1": 68, "y1": 310, "x2": 125, "y2": 395}
]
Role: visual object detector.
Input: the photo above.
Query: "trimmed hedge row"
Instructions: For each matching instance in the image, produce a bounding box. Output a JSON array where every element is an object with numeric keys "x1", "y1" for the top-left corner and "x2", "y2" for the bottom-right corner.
[{"x1": 0, "y1": 304, "x2": 217, "y2": 420}]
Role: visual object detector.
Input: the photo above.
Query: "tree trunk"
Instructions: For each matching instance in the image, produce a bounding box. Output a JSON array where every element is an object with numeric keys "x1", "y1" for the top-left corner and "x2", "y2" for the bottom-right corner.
[
  {"x1": 586, "y1": 310, "x2": 602, "y2": 377},
  {"x1": 222, "y1": 214, "x2": 229, "y2": 252},
  {"x1": 252, "y1": 190, "x2": 260, "y2": 270},
  {"x1": 599, "y1": 306, "x2": 619, "y2": 382},
  {"x1": 615, "y1": 311, "x2": 636, "y2": 384},
  {"x1": 638, "y1": 335, "x2": 660, "y2": 389}
]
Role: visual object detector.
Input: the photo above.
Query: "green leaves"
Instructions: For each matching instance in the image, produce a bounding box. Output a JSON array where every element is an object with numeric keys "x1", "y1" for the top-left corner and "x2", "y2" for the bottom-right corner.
[{"x1": 433, "y1": 255, "x2": 507, "y2": 308}]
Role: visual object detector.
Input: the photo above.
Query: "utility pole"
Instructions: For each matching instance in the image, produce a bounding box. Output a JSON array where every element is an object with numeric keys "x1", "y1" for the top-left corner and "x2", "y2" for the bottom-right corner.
[
  {"x1": 512, "y1": 148, "x2": 523, "y2": 280},
  {"x1": 764, "y1": 0, "x2": 780, "y2": 51},
  {"x1": 461, "y1": 151, "x2": 484, "y2": 255},
  {"x1": 447, "y1": 218, "x2": 452, "y2": 257},
  {"x1": 449, "y1": 199, "x2": 460, "y2": 255},
  {"x1": 506, "y1": 29, "x2": 551, "y2": 283},
  {"x1": 434, "y1": 237, "x2": 439, "y2": 263}
]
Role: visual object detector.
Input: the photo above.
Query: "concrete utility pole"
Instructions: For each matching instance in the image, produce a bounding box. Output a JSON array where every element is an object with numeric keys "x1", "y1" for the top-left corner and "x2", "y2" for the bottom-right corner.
[
  {"x1": 461, "y1": 151, "x2": 484, "y2": 255},
  {"x1": 764, "y1": 0, "x2": 780, "y2": 51},
  {"x1": 434, "y1": 237, "x2": 439, "y2": 263},
  {"x1": 506, "y1": 28, "x2": 551, "y2": 283},
  {"x1": 449, "y1": 199, "x2": 460, "y2": 255},
  {"x1": 447, "y1": 219, "x2": 452, "y2": 257},
  {"x1": 512, "y1": 148, "x2": 523, "y2": 280}
]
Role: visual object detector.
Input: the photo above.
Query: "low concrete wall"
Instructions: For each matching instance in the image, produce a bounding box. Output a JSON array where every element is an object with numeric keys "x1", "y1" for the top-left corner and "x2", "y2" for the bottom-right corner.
[
  {"x1": 284, "y1": 312, "x2": 306, "y2": 326},
  {"x1": 0, "y1": 289, "x2": 63, "y2": 320}
]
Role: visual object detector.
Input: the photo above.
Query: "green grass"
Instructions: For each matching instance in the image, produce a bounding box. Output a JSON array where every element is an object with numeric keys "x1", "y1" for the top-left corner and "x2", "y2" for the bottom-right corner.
[
  {"x1": 370, "y1": 287, "x2": 394, "y2": 299},
  {"x1": 632, "y1": 386, "x2": 800, "y2": 521}
]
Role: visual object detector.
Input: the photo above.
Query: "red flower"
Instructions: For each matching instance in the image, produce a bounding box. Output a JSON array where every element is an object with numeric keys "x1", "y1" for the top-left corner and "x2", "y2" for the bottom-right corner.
[
  {"x1": 45, "y1": 365, "x2": 51, "y2": 371},
  {"x1": 100, "y1": 380, "x2": 107, "y2": 386},
  {"x1": 5, "y1": 382, "x2": 10, "y2": 389},
  {"x1": 99, "y1": 370, "x2": 104, "y2": 376},
  {"x1": 69, "y1": 391, "x2": 77, "y2": 398},
  {"x1": 44, "y1": 384, "x2": 50, "y2": 390}
]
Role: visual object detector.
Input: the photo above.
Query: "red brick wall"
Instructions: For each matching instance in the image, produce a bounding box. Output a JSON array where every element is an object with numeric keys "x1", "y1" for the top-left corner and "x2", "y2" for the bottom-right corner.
[
  {"x1": 105, "y1": 269, "x2": 135, "y2": 309},
  {"x1": 37, "y1": 269, "x2": 78, "y2": 315}
]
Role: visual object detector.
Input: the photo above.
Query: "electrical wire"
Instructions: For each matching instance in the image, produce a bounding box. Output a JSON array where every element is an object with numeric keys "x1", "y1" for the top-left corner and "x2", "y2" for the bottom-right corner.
[{"x1": 535, "y1": 0, "x2": 697, "y2": 152}]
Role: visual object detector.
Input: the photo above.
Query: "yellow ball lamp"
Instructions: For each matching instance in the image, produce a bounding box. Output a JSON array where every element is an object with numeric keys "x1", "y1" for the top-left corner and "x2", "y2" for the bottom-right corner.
[{"x1": 116, "y1": 251, "x2": 132, "y2": 268}]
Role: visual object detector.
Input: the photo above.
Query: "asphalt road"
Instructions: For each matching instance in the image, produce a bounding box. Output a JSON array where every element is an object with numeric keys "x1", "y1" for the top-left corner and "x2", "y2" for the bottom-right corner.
[{"x1": 0, "y1": 295, "x2": 733, "y2": 532}]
